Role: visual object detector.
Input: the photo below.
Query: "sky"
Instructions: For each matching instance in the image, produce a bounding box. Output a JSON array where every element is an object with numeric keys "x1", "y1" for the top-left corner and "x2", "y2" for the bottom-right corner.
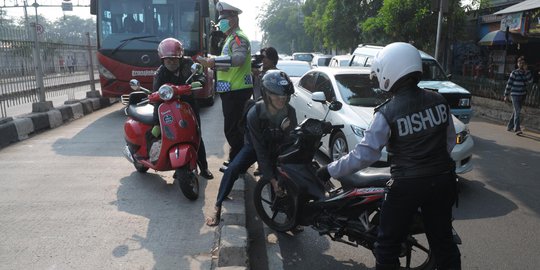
[{"x1": 2, "y1": 0, "x2": 266, "y2": 41}]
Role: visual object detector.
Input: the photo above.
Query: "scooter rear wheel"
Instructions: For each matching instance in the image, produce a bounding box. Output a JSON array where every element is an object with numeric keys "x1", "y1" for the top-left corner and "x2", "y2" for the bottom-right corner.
[
  {"x1": 253, "y1": 177, "x2": 297, "y2": 232},
  {"x1": 175, "y1": 167, "x2": 199, "y2": 201}
]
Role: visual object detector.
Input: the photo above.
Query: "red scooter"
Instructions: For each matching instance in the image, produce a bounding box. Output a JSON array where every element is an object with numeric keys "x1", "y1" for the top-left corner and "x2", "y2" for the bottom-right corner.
[{"x1": 122, "y1": 64, "x2": 202, "y2": 200}]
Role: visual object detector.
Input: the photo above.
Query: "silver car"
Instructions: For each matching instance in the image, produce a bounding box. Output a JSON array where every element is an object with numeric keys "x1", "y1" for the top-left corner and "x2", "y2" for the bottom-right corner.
[{"x1": 289, "y1": 67, "x2": 474, "y2": 174}]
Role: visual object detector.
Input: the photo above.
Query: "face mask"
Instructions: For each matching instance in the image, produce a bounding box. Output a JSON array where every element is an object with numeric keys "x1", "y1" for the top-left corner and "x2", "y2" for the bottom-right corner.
[
  {"x1": 164, "y1": 62, "x2": 179, "y2": 72},
  {"x1": 219, "y1": 19, "x2": 231, "y2": 33}
]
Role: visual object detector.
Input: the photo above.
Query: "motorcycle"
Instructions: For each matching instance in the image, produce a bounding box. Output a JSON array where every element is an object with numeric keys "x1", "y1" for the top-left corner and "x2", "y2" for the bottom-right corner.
[
  {"x1": 122, "y1": 63, "x2": 203, "y2": 201},
  {"x1": 253, "y1": 92, "x2": 461, "y2": 269}
]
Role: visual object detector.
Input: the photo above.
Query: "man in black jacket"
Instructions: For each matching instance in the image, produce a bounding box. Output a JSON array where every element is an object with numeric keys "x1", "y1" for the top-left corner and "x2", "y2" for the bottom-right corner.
[
  {"x1": 153, "y1": 37, "x2": 213, "y2": 179},
  {"x1": 317, "y1": 42, "x2": 461, "y2": 270}
]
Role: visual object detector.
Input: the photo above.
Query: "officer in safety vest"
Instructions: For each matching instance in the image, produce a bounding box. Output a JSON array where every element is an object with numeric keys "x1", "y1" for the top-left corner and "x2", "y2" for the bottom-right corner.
[
  {"x1": 197, "y1": 1, "x2": 253, "y2": 165},
  {"x1": 317, "y1": 42, "x2": 461, "y2": 270}
]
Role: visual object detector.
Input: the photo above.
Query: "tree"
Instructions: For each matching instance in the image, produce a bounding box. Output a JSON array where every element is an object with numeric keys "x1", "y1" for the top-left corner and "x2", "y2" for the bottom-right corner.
[{"x1": 258, "y1": 0, "x2": 314, "y2": 54}]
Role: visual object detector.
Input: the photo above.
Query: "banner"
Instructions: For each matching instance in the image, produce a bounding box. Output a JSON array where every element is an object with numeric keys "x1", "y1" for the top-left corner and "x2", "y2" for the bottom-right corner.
[{"x1": 500, "y1": 12, "x2": 523, "y2": 33}]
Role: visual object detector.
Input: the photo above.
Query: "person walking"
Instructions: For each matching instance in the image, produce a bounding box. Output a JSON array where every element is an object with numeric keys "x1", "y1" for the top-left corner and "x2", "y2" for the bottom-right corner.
[
  {"x1": 205, "y1": 70, "x2": 297, "y2": 226},
  {"x1": 152, "y1": 38, "x2": 213, "y2": 179},
  {"x1": 317, "y1": 42, "x2": 461, "y2": 270},
  {"x1": 197, "y1": 1, "x2": 253, "y2": 166},
  {"x1": 504, "y1": 57, "x2": 532, "y2": 135}
]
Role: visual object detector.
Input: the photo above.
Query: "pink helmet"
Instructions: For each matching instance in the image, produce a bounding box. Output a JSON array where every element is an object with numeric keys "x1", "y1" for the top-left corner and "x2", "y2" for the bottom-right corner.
[{"x1": 157, "y1": 38, "x2": 184, "y2": 59}]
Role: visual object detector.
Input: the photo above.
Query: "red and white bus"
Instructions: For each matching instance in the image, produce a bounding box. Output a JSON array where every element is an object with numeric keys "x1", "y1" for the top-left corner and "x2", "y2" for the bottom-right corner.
[{"x1": 90, "y1": 0, "x2": 217, "y2": 105}]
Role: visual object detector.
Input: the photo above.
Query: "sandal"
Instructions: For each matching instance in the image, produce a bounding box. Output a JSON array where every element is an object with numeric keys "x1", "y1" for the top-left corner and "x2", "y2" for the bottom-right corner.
[{"x1": 205, "y1": 206, "x2": 221, "y2": 227}]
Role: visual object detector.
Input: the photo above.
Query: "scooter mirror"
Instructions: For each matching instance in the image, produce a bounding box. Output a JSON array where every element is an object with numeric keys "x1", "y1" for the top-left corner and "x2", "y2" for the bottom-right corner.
[
  {"x1": 191, "y1": 63, "x2": 203, "y2": 75},
  {"x1": 129, "y1": 79, "x2": 141, "y2": 91}
]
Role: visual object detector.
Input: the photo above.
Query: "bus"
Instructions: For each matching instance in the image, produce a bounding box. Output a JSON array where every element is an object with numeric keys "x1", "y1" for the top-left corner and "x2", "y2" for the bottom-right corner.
[{"x1": 90, "y1": 0, "x2": 218, "y2": 105}]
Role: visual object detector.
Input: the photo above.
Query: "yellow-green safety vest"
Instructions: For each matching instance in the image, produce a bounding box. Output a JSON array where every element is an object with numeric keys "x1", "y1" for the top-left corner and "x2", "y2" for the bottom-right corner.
[{"x1": 216, "y1": 29, "x2": 253, "y2": 93}]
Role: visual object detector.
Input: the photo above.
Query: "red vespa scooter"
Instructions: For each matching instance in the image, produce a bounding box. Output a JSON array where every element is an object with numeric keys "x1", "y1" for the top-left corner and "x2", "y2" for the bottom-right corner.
[{"x1": 122, "y1": 64, "x2": 202, "y2": 200}]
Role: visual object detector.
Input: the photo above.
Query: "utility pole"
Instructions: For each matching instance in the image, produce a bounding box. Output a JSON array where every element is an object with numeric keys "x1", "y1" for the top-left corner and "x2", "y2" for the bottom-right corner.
[
  {"x1": 434, "y1": 0, "x2": 444, "y2": 62},
  {"x1": 86, "y1": 32, "x2": 99, "y2": 97},
  {"x1": 29, "y1": 0, "x2": 52, "y2": 112}
]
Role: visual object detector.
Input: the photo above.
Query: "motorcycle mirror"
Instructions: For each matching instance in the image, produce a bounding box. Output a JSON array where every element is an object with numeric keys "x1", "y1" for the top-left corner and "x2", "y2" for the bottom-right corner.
[
  {"x1": 191, "y1": 63, "x2": 203, "y2": 75},
  {"x1": 311, "y1": 92, "x2": 326, "y2": 103},
  {"x1": 329, "y1": 101, "x2": 342, "y2": 111},
  {"x1": 129, "y1": 79, "x2": 141, "y2": 91}
]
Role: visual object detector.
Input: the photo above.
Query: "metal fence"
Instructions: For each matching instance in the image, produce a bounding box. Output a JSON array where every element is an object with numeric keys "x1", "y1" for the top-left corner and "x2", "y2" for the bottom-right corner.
[
  {"x1": 453, "y1": 75, "x2": 540, "y2": 108},
  {"x1": 0, "y1": 27, "x2": 98, "y2": 118}
]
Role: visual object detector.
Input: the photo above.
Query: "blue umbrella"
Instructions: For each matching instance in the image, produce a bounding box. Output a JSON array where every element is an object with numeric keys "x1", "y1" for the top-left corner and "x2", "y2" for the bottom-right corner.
[{"x1": 478, "y1": 30, "x2": 527, "y2": 46}]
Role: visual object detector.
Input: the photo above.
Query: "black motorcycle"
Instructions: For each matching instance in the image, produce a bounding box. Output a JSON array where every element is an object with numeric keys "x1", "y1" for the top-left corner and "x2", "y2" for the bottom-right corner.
[{"x1": 253, "y1": 97, "x2": 461, "y2": 269}]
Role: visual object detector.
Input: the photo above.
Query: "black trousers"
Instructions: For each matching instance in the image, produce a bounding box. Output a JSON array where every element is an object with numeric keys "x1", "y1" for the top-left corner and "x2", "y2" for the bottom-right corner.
[
  {"x1": 219, "y1": 88, "x2": 253, "y2": 161},
  {"x1": 375, "y1": 172, "x2": 461, "y2": 270}
]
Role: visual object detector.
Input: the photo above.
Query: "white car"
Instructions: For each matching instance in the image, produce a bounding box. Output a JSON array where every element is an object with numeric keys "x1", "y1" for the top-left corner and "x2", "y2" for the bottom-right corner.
[
  {"x1": 276, "y1": 60, "x2": 312, "y2": 84},
  {"x1": 289, "y1": 67, "x2": 474, "y2": 174},
  {"x1": 328, "y1": 55, "x2": 352, "y2": 67}
]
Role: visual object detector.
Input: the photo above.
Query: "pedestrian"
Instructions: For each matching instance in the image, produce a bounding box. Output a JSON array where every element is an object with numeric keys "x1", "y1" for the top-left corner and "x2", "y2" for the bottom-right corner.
[
  {"x1": 152, "y1": 38, "x2": 213, "y2": 179},
  {"x1": 67, "y1": 56, "x2": 75, "y2": 73},
  {"x1": 205, "y1": 70, "x2": 297, "y2": 226},
  {"x1": 252, "y1": 47, "x2": 279, "y2": 100},
  {"x1": 504, "y1": 57, "x2": 532, "y2": 135},
  {"x1": 59, "y1": 57, "x2": 65, "y2": 73},
  {"x1": 197, "y1": 1, "x2": 253, "y2": 167},
  {"x1": 316, "y1": 42, "x2": 461, "y2": 270}
]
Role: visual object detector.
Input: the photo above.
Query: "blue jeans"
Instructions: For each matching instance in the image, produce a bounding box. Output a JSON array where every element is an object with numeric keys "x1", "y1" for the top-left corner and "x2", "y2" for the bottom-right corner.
[
  {"x1": 215, "y1": 142, "x2": 257, "y2": 207},
  {"x1": 507, "y1": 95, "x2": 524, "y2": 132}
]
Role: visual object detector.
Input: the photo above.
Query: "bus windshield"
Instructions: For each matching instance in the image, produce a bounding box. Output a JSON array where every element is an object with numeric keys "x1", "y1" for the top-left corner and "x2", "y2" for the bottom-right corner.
[{"x1": 96, "y1": 0, "x2": 200, "y2": 53}]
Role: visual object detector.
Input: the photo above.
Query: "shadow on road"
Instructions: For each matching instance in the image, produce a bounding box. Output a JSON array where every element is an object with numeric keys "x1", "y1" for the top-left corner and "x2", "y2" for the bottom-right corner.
[
  {"x1": 111, "y1": 171, "x2": 213, "y2": 269},
  {"x1": 52, "y1": 107, "x2": 126, "y2": 157},
  {"x1": 456, "y1": 134, "x2": 540, "y2": 218}
]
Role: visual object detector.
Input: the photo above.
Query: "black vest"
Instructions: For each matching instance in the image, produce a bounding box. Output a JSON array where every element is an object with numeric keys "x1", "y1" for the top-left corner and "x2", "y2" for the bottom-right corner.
[{"x1": 376, "y1": 86, "x2": 455, "y2": 178}]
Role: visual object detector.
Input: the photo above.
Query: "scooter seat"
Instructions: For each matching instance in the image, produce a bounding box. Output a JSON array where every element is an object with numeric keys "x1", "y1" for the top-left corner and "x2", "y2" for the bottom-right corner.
[
  {"x1": 126, "y1": 103, "x2": 155, "y2": 125},
  {"x1": 338, "y1": 166, "x2": 391, "y2": 189}
]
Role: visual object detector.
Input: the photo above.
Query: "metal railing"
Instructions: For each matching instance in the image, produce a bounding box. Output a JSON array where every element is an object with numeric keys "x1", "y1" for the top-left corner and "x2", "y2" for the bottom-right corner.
[
  {"x1": 453, "y1": 75, "x2": 540, "y2": 108},
  {"x1": 0, "y1": 27, "x2": 99, "y2": 118}
]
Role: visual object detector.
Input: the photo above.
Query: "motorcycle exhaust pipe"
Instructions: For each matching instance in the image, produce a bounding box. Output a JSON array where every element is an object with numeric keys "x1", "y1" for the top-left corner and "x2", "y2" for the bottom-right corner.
[{"x1": 123, "y1": 145, "x2": 135, "y2": 164}]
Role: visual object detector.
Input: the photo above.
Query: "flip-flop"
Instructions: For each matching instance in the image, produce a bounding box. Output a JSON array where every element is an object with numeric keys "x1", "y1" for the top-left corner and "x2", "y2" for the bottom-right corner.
[{"x1": 205, "y1": 207, "x2": 221, "y2": 227}]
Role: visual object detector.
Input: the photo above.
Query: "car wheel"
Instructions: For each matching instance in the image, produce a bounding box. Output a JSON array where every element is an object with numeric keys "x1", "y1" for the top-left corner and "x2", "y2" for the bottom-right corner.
[{"x1": 330, "y1": 131, "x2": 348, "y2": 161}]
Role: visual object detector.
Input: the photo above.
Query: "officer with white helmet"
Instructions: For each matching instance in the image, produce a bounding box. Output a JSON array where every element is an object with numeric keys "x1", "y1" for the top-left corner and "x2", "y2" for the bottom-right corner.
[
  {"x1": 197, "y1": 1, "x2": 253, "y2": 166},
  {"x1": 317, "y1": 42, "x2": 461, "y2": 270}
]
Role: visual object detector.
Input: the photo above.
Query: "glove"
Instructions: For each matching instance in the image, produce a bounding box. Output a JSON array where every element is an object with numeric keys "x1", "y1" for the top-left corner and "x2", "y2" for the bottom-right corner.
[
  {"x1": 316, "y1": 165, "x2": 331, "y2": 182},
  {"x1": 190, "y1": 81, "x2": 202, "y2": 89}
]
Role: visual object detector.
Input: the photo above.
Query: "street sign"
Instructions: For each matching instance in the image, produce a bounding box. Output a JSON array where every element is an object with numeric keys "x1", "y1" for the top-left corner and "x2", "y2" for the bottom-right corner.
[
  {"x1": 35, "y1": 24, "x2": 44, "y2": 35},
  {"x1": 62, "y1": 2, "x2": 73, "y2": 11}
]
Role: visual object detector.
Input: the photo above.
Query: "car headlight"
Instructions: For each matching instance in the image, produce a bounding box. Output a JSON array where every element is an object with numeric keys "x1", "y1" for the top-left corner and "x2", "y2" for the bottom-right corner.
[
  {"x1": 158, "y1": 85, "x2": 174, "y2": 101},
  {"x1": 98, "y1": 64, "x2": 115, "y2": 79},
  {"x1": 351, "y1": 125, "x2": 365, "y2": 137},
  {"x1": 458, "y1": 98, "x2": 470, "y2": 107},
  {"x1": 456, "y1": 126, "x2": 469, "y2": 144}
]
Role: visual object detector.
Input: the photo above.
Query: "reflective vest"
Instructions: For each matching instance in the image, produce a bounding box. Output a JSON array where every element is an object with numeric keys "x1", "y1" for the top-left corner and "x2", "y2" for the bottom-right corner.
[{"x1": 216, "y1": 29, "x2": 253, "y2": 93}]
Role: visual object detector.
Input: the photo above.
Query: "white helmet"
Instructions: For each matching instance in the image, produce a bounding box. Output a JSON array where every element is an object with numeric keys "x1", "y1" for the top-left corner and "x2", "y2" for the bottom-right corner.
[{"x1": 370, "y1": 42, "x2": 422, "y2": 92}]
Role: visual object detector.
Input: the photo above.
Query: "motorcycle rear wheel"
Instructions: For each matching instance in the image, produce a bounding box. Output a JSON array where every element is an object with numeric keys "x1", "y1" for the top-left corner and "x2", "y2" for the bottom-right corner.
[
  {"x1": 400, "y1": 233, "x2": 435, "y2": 269},
  {"x1": 253, "y1": 177, "x2": 298, "y2": 232},
  {"x1": 175, "y1": 167, "x2": 199, "y2": 201}
]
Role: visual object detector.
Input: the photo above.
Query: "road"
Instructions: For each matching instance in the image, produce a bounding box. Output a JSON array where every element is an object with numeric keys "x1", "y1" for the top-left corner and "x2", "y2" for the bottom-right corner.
[
  {"x1": 1, "y1": 96, "x2": 539, "y2": 269},
  {"x1": 254, "y1": 118, "x2": 540, "y2": 270},
  {"x1": 0, "y1": 98, "x2": 228, "y2": 270}
]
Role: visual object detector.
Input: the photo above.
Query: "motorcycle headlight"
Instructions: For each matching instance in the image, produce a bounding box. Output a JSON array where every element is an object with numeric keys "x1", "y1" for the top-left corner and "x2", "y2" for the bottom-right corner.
[
  {"x1": 456, "y1": 126, "x2": 470, "y2": 144},
  {"x1": 351, "y1": 125, "x2": 365, "y2": 137},
  {"x1": 158, "y1": 85, "x2": 174, "y2": 101}
]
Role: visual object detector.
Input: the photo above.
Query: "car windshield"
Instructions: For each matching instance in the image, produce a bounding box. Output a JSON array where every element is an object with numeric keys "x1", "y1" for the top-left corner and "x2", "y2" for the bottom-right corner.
[
  {"x1": 421, "y1": 60, "x2": 448, "y2": 81},
  {"x1": 335, "y1": 74, "x2": 390, "y2": 107},
  {"x1": 293, "y1": 54, "x2": 313, "y2": 62},
  {"x1": 277, "y1": 63, "x2": 311, "y2": 77}
]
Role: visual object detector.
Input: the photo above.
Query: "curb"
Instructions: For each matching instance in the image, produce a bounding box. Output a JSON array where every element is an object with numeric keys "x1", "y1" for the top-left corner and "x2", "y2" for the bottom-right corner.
[
  {"x1": 0, "y1": 96, "x2": 118, "y2": 150},
  {"x1": 213, "y1": 176, "x2": 249, "y2": 270}
]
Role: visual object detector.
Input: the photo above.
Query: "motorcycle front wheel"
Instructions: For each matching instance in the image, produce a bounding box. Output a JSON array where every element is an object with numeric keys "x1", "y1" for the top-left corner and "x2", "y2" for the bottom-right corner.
[
  {"x1": 174, "y1": 167, "x2": 199, "y2": 201},
  {"x1": 253, "y1": 177, "x2": 298, "y2": 232}
]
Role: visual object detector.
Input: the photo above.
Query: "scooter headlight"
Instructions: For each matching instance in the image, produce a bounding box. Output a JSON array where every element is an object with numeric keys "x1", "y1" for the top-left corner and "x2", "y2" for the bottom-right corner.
[{"x1": 158, "y1": 85, "x2": 174, "y2": 101}]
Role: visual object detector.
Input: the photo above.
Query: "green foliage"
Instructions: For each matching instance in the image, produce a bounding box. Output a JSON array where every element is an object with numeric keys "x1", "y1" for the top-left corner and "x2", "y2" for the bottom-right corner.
[{"x1": 257, "y1": 0, "x2": 471, "y2": 54}]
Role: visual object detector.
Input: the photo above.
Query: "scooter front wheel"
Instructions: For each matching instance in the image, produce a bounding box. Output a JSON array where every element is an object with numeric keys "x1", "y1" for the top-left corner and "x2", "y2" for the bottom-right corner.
[{"x1": 175, "y1": 167, "x2": 199, "y2": 201}]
